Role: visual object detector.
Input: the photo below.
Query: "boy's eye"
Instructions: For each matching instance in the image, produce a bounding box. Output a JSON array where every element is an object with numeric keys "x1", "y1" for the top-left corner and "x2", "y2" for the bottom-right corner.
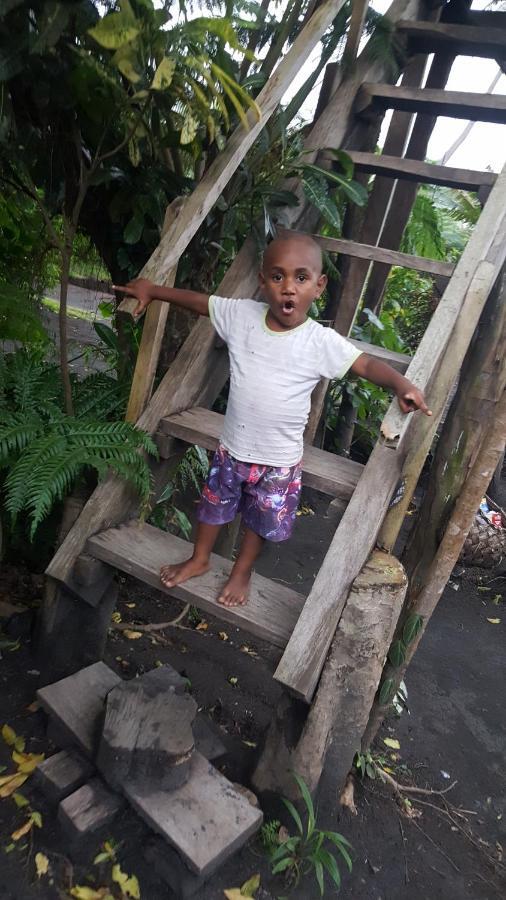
[
  {"x1": 297, "y1": 274, "x2": 307, "y2": 282},
  {"x1": 272, "y1": 274, "x2": 283, "y2": 282}
]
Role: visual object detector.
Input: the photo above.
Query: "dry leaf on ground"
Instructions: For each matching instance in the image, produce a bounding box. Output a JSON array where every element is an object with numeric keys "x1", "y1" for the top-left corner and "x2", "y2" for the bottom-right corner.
[{"x1": 35, "y1": 852, "x2": 49, "y2": 877}]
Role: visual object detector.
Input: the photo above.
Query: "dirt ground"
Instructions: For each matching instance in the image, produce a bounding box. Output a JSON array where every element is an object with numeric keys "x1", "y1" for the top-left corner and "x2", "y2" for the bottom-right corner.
[{"x1": 1, "y1": 493, "x2": 505, "y2": 900}]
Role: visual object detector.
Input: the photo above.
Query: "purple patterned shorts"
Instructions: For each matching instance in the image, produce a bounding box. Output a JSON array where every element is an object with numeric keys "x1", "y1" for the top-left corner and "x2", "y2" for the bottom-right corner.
[{"x1": 197, "y1": 445, "x2": 302, "y2": 542}]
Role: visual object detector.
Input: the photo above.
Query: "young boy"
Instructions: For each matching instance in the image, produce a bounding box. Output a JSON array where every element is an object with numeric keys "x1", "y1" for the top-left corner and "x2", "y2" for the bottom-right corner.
[{"x1": 115, "y1": 233, "x2": 430, "y2": 608}]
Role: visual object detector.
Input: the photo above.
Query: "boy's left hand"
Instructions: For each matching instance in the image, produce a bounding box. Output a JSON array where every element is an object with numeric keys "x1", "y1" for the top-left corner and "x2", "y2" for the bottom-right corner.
[{"x1": 397, "y1": 384, "x2": 432, "y2": 416}]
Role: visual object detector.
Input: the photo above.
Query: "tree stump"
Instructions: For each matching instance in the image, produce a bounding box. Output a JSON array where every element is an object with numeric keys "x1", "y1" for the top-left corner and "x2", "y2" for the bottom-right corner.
[{"x1": 97, "y1": 671, "x2": 197, "y2": 792}]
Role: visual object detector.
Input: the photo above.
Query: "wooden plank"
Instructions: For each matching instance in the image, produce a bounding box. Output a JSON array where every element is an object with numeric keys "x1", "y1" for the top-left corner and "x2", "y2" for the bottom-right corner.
[
  {"x1": 396, "y1": 20, "x2": 506, "y2": 59},
  {"x1": 349, "y1": 338, "x2": 410, "y2": 373},
  {"x1": 37, "y1": 662, "x2": 121, "y2": 758},
  {"x1": 344, "y1": 150, "x2": 497, "y2": 190},
  {"x1": 342, "y1": 0, "x2": 370, "y2": 67},
  {"x1": 35, "y1": 750, "x2": 95, "y2": 805},
  {"x1": 311, "y1": 233, "x2": 455, "y2": 277},
  {"x1": 356, "y1": 83, "x2": 506, "y2": 124},
  {"x1": 274, "y1": 163, "x2": 506, "y2": 702},
  {"x1": 158, "y1": 407, "x2": 364, "y2": 499},
  {"x1": 58, "y1": 777, "x2": 124, "y2": 841},
  {"x1": 126, "y1": 752, "x2": 262, "y2": 877},
  {"x1": 87, "y1": 522, "x2": 305, "y2": 648}
]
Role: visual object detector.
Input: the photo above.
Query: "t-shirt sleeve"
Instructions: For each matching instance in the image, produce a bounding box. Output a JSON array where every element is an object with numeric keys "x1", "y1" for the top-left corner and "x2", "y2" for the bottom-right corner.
[
  {"x1": 208, "y1": 295, "x2": 243, "y2": 342},
  {"x1": 317, "y1": 328, "x2": 363, "y2": 379}
]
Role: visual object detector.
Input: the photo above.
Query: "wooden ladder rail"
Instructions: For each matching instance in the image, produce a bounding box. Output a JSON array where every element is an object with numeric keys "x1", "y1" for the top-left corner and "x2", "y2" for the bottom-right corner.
[{"x1": 274, "y1": 162, "x2": 506, "y2": 703}]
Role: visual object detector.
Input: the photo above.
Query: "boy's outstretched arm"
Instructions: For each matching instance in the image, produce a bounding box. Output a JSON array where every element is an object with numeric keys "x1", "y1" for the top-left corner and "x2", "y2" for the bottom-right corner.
[
  {"x1": 113, "y1": 278, "x2": 210, "y2": 318},
  {"x1": 351, "y1": 354, "x2": 432, "y2": 416}
]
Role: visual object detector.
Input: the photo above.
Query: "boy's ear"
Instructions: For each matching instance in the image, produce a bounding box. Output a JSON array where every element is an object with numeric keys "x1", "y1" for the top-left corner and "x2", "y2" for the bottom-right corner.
[
  {"x1": 317, "y1": 273, "x2": 327, "y2": 295},
  {"x1": 258, "y1": 270, "x2": 266, "y2": 287}
]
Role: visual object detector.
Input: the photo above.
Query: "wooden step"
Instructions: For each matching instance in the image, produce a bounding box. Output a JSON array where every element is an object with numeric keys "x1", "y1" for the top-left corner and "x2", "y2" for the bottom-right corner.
[
  {"x1": 356, "y1": 84, "x2": 506, "y2": 125},
  {"x1": 311, "y1": 232, "x2": 454, "y2": 279},
  {"x1": 465, "y1": 10, "x2": 506, "y2": 30},
  {"x1": 397, "y1": 20, "x2": 506, "y2": 60},
  {"x1": 87, "y1": 523, "x2": 305, "y2": 648},
  {"x1": 343, "y1": 151, "x2": 497, "y2": 192},
  {"x1": 158, "y1": 407, "x2": 364, "y2": 500}
]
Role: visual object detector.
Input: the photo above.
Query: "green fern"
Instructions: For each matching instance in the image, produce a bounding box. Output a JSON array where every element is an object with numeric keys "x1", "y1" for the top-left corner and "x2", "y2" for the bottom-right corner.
[{"x1": 0, "y1": 348, "x2": 158, "y2": 539}]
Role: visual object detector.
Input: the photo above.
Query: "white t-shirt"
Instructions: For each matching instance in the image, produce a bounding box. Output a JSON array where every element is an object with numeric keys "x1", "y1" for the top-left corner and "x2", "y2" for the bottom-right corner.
[{"x1": 209, "y1": 296, "x2": 362, "y2": 467}]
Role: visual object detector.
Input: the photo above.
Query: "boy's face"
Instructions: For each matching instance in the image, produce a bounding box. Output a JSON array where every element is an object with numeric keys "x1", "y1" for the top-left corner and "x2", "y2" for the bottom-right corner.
[{"x1": 259, "y1": 238, "x2": 327, "y2": 330}]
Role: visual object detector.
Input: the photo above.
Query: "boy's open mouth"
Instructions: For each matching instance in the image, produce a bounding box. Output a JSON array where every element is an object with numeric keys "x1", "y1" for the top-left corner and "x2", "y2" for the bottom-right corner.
[{"x1": 281, "y1": 300, "x2": 295, "y2": 314}]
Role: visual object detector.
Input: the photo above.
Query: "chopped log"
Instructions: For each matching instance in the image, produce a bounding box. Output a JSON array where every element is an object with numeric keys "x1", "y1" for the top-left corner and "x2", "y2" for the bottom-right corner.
[
  {"x1": 343, "y1": 150, "x2": 497, "y2": 190},
  {"x1": 97, "y1": 676, "x2": 197, "y2": 792},
  {"x1": 274, "y1": 164, "x2": 506, "y2": 702},
  {"x1": 356, "y1": 83, "x2": 506, "y2": 124},
  {"x1": 34, "y1": 750, "x2": 95, "y2": 805},
  {"x1": 37, "y1": 661, "x2": 121, "y2": 758},
  {"x1": 126, "y1": 752, "x2": 262, "y2": 877},
  {"x1": 252, "y1": 551, "x2": 407, "y2": 798},
  {"x1": 58, "y1": 777, "x2": 124, "y2": 842}
]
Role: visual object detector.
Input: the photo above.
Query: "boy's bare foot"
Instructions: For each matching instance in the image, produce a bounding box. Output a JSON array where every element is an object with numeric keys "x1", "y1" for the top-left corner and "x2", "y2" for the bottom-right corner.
[
  {"x1": 218, "y1": 569, "x2": 251, "y2": 607},
  {"x1": 160, "y1": 557, "x2": 209, "y2": 589}
]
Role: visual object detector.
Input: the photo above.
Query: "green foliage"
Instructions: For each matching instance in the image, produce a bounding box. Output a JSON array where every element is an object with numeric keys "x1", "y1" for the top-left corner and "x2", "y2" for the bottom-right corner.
[
  {"x1": 149, "y1": 445, "x2": 209, "y2": 539},
  {"x1": 378, "y1": 615, "x2": 423, "y2": 710},
  {"x1": 266, "y1": 773, "x2": 352, "y2": 895},
  {"x1": 260, "y1": 818, "x2": 282, "y2": 854},
  {"x1": 353, "y1": 749, "x2": 387, "y2": 780},
  {"x1": 0, "y1": 348, "x2": 156, "y2": 539}
]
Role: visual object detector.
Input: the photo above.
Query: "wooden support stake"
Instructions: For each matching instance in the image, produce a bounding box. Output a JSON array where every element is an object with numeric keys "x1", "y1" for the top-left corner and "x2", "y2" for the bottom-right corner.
[
  {"x1": 342, "y1": 0, "x2": 370, "y2": 69},
  {"x1": 253, "y1": 551, "x2": 407, "y2": 798}
]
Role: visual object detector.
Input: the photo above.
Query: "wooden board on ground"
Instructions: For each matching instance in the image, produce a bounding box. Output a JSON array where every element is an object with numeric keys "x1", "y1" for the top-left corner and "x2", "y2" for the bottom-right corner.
[
  {"x1": 87, "y1": 522, "x2": 305, "y2": 648},
  {"x1": 310, "y1": 232, "x2": 455, "y2": 277},
  {"x1": 35, "y1": 750, "x2": 95, "y2": 804},
  {"x1": 396, "y1": 20, "x2": 506, "y2": 59},
  {"x1": 158, "y1": 407, "x2": 364, "y2": 500},
  {"x1": 126, "y1": 752, "x2": 262, "y2": 877},
  {"x1": 58, "y1": 777, "x2": 124, "y2": 841},
  {"x1": 356, "y1": 83, "x2": 506, "y2": 124},
  {"x1": 37, "y1": 662, "x2": 121, "y2": 758},
  {"x1": 344, "y1": 151, "x2": 497, "y2": 191}
]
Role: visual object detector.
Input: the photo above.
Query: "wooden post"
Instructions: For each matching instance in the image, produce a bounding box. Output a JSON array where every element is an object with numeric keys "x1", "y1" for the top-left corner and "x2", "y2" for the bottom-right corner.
[
  {"x1": 252, "y1": 551, "x2": 407, "y2": 798},
  {"x1": 342, "y1": 0, "x2": 370, "y2": 70},
  {"x1": 363, "y1": 388, "x2": 506, "y2": 750}
]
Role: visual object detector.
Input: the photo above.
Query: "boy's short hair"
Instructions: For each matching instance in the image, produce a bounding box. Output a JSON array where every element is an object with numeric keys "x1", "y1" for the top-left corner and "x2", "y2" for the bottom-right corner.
[{"x1": 263, "y1": 232, "x2": 323, "y2": 273}]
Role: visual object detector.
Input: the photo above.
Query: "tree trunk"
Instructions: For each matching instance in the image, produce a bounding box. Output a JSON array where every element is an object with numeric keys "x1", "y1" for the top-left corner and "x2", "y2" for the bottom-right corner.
[{"x1": 59, "y1": 237, "x2": 74, "y2": 416}]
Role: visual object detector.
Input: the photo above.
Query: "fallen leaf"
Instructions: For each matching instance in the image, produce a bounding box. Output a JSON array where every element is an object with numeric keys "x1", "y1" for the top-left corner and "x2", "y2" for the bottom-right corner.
[
  {"x1": 239, "y1": 645, "x2": 258, "y2": 657},
  {"x1": 112, "y1": 863, "x2": 140, "y2": 899},
  {"x1": 487, "y1": 618, "x2": 501, "y2": 624},
  {"x1": 31, "y1": 810, "x2": 42, "y2": 828},
  {"x1": 0, "y1": 772, "x2": 29, "y2": 798},
  {"x1": 382, "y1": 766, "x2": 395, "y2": 774},
  {"x1": 228, "y1": 676, "x2": 238, "y2": 686},
  {"x1": 242, "y1": 740, "x2": 257, "y2": 749},
  {"x1": 196, "y1": 621, "x2": 209, "y2": 631},
  {"x1": 35, "y1": 852, "x2": 49, "y2": 877},
  {"x1": 218, "y1": 631, "x2": 229, "y2": 641},
  {"x1": 70, "y1": 888, "x2": 113, "y2": 900},
  {"x1": 12, "y1": 818, "x2": 34, "y2": 841},
  {"x1": 224, "y1": 891, "x2": 244, "y2": 900},
  {"x1": 492, "y1": 594, "x2": 502, "y2": 605},
  {"x1": 123, "y1": 630, "x2": 143, "y2": 640},
  {"x1": 223, "y1": 876, "x2": 261, "y2": 900},
  {"x1": 111, "y1": 611, "x2": 122, "y2": 623},
  {"x1": 12, "y1": 792, "x2": 29, "y2": 808},
  {"x1": 1, "y1": 725, "x2": 17, "y2": 746},
  {"x1": 12, "y1": 751, "x2": 45, "y2": 773},
  {"x1": 125, "y1": 602, "x2": 136, "y2": 609},
  {"x1": 26, "y1": 702, "x2": 40, "y2": 713},
  {"x1": 383, "y1": 738, "x2": 400, "y2": 750},
  {"x1": 4, "y1": 843, "x2": 16, "y2": 853}
]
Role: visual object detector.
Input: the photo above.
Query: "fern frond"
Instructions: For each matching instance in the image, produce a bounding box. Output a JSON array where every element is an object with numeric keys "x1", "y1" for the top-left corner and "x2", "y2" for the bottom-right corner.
[{"x1": 0, "y1": 415, "x2": 44, "y2": 467}]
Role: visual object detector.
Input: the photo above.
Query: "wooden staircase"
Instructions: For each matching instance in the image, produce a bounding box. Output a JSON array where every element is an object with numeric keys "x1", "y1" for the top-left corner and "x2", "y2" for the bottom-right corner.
[{"x1": 42, "y1": 0, "x2": 506, "y2": 796}]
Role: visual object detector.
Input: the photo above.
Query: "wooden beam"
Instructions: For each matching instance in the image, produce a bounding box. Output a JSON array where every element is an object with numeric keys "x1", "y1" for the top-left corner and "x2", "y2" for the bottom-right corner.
[
  {"x1": 343, "y1": 150, "x2": 497, "y2": 190},
  {"x1": 397, "y1": 20, "x2": 506, "y2": 59},
  {"x1": 311, "y1": 233, "x2": 455, "y2": 277},
  {"x1": 356, "y1": 83, "x2": 506, "y2": 124},
  {"x1": 273, "y1": 163, "x2": 506, "y2": 702},
  {"x1": 342, "y1": 0, "x2": 370, "y2": 68}
]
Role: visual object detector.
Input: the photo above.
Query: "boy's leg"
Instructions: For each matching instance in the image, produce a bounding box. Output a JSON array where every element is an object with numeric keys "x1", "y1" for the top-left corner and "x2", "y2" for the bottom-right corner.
[
  {"x1": 218, "y1": 527, "x2": 264, "y2": 607},
  {"x1": 160, "y1": 522, "x2": 221, "y2": 588}
]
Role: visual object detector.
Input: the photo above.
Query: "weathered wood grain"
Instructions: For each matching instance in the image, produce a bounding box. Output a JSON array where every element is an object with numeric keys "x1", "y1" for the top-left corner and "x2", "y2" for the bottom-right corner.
[
  {"x1": 126, "y1": 752, "x2": 262, "y2": 876},
  {"x1": 37, "y1": 662, "x2": 121, "y2": 758},
  {"x1": 87, "y1": 522, "x2": 305, "y2": 648},
  {"x1": 58, "y1": 777, "x2": 124, "y2": 841},
  {"x1": 35, "y1": 750, "x2": 95, "y2": 805},
  {"x1": 158, "y1": 407, "x2": 364, "y2": 499},
  {"x1": 344, "y1": 150, "x2": 497, "y2": 190},
  {"x1": 311, "y1": 232, "x2": 455, "y2": 277},
  {"x1": 356, "y1": 83, "x2": 506, "y2": 124}
]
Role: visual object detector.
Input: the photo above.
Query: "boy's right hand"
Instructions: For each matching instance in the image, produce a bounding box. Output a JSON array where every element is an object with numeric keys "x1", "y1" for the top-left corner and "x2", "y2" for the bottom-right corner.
[{"x1": 112, "y1": 278, "x2": 154, "y2": 317}]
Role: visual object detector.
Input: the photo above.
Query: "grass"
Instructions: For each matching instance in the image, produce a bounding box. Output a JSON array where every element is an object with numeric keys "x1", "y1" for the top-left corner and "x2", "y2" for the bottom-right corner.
[{"x1": 42, "y1": 297, "x2": 95, "y2": 322}]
